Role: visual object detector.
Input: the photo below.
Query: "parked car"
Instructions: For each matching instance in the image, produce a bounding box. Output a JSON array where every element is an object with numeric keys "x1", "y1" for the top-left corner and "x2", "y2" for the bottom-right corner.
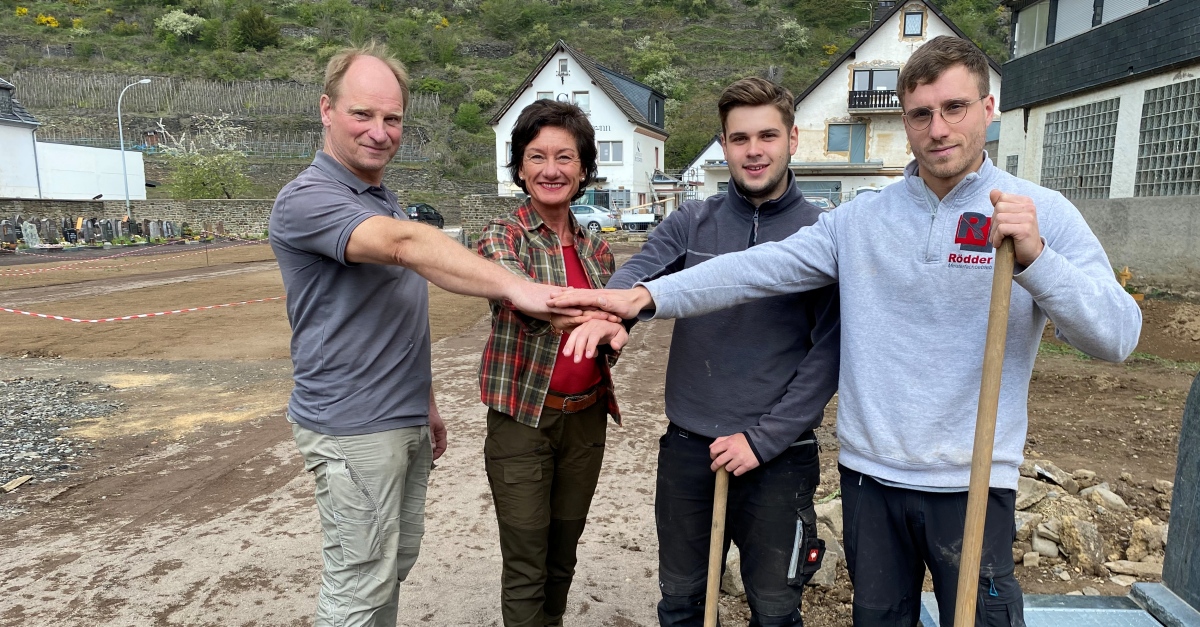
[
  {"x1": 807, "y1": 196, "x2": 835, "y2": 211},
  {"x1": 570, "y1": 204, "x2": 620, "y2": 232},
  {"x1": 406, "y1": 203, "x2": 445, "y2": 228}
]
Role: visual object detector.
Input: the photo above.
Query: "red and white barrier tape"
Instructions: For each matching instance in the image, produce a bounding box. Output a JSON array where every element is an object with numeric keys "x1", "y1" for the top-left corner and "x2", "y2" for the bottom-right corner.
[{"x1": 1, "y1": 296, "x2": 283, "y2": 323}]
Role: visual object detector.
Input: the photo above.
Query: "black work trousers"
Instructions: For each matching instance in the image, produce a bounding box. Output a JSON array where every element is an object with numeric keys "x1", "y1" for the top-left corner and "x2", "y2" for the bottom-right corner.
[
  {"x1": 839, "y1": 465, "x2": 1026, "y2": 627},
  {"x1": 656, "y1": 423, "x2": 823, "y2": 627}
]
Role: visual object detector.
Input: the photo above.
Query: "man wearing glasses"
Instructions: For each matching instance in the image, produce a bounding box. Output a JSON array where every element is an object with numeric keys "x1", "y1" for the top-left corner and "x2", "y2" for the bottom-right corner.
[{"x1": 548, "y1": 36, "x2": 1142, "y2": 626}]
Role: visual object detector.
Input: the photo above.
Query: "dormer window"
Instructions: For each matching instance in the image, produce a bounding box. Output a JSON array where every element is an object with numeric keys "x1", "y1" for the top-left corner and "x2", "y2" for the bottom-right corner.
[
  {"x1": 0, "y1": 90, "x2": 12, "y2": 116},
  {"x1": 903, "y1": 11, "x2": 924, "y2": 37}
]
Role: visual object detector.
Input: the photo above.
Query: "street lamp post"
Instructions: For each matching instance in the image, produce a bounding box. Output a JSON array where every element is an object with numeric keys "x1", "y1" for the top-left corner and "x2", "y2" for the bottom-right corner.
[{"x1": 118, "y1": 79, "x2": 151, "y2": 221}]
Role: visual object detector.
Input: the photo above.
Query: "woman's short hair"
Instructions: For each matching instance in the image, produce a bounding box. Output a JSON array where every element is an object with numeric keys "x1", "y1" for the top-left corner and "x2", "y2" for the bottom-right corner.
[{"x1": 507, "y1": 100, "x2": 599, "y2": 202}]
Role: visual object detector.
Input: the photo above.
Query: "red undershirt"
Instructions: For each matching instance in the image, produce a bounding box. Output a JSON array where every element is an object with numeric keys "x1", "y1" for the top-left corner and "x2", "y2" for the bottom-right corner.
[{"x1": 548, "y1": 243, "x2": 603, "y2": 395}]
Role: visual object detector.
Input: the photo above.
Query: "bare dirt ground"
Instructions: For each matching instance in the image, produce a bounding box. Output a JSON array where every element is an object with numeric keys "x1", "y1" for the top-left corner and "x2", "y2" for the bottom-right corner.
[{"x1": 0, "y1": 241, "x2": 1196, "y2": 627}]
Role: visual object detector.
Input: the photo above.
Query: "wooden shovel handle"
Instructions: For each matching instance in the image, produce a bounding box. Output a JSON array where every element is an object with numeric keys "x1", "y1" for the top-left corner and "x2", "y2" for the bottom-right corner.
[
  {"x1": 703, "y1": 467, "x2": 731, "y2": 627},
  {"x1": 953, "y1": 237, "x2": 1015, "y2": 627}
]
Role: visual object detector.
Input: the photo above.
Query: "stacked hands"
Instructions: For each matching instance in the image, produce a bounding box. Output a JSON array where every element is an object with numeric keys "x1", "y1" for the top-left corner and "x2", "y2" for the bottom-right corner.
[{"x1": 535, "y1": 285, "x2": 763, "y2": 475}]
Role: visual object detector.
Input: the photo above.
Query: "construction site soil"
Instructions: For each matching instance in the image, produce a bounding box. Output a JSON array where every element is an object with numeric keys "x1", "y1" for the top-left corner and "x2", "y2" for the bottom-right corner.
[{"x1": 0, "y1": 240, "x2": 1196, "y2": 626}]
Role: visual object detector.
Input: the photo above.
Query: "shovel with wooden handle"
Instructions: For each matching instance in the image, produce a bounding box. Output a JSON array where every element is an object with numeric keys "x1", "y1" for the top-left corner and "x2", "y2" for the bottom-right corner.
[
  {"x1": 703, "y1": 467, "x2": 731, "y2": 627},
  {"x1": 953, "y1": 237, "x2": 1015, "y2": 627}
]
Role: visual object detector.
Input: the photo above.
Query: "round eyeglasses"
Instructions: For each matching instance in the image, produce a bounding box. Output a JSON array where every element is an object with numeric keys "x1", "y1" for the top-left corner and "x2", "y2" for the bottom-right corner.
[{"x1": 902, "y1": 95, "x2": 987, "y2": 131}]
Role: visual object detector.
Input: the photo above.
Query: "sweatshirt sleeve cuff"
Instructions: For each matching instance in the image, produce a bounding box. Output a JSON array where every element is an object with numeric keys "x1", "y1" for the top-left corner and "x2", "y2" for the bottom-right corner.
[
  {"x1": 635, "y1": 279, "x2": 666, "y2": 320},
  {"x1": 744, "y1": 432, "x2": 767, "y2": 465},
  {"x1": 1013, "y1": 238, "x2": 1067, "y2": 300}
]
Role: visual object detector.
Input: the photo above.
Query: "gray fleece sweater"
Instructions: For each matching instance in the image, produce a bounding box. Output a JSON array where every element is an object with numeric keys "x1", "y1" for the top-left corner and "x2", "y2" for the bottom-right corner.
[
  {"x1": 607, "y1": 174, "x2": 839, "y2": 463},
  {"x1": 642, "y1": 158, "x2": 1142, "y2": 490}
]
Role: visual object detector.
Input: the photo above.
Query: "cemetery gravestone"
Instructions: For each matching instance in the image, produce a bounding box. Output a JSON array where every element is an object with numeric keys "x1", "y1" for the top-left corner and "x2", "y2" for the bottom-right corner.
[
  {"x1": 164, "y1": 221, "x2": 176, "y2": 238},
  {"x1": 142, "y1": 220, "x2": 151, "y2": 238},
  {"x1": 149, "y1": 221, "x2": 162, "y2": 240},
  {"x1": 101, "y1": 220, "x2": 115, "y2": 242},
  {"x1": 0, "y1": 220, "x2": 14, "y2": 245},
  {"x1": 37, "y1": 219, "x2": 50, "y2": 242},
  {"x1": 81, "y1": 220, "x2": 94, "y2": 244},
  {"x1": 45, "y1": 219, "x2": 60, "y2": 244},
  {"x1": 21, "y1": 222, "x2": 42, "y2": 247}
]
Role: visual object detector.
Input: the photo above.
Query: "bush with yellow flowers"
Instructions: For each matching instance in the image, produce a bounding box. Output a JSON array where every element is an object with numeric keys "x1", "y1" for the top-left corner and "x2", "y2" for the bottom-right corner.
[{"x1": 35, "y1": 13, "x2": 60, "y2": 27}]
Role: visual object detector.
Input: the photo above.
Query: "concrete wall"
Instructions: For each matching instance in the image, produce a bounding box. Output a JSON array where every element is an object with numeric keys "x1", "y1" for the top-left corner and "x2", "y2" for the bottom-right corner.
[
  {"x1": 1075, "y1": 197, "x2": 1200, "y2": 289},
  {"x1": 36, "y1": 142, "x2": 146, "y2": 201},
  {"x1": 0, "y1": 124, "x2": 40, "y2": 198},
  {"x1": 999, "y1": 61, "x2": 1200, "y2": 198}
]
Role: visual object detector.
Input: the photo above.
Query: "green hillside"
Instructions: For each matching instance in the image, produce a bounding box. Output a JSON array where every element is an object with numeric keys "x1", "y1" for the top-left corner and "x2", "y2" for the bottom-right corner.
[{"x1": 1, "y1": 0, "x2": 1010, "y2": 172}]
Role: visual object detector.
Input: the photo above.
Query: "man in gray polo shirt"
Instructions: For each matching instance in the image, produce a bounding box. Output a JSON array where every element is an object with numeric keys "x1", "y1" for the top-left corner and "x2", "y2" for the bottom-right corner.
[{"x1": 270, "y1": 44, "x2": 568, "y2": 626}]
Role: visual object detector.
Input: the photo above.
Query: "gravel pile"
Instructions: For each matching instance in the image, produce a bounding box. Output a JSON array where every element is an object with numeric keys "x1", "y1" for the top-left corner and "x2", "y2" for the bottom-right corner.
[{"x1": 0, "y1": 377, "x2": 121, "y2": 488}]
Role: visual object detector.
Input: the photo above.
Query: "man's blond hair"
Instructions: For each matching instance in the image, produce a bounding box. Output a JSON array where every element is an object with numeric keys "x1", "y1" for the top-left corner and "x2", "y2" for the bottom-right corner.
[{"x1": 323, "y1": 42, "x2": 410, "y2": 108}]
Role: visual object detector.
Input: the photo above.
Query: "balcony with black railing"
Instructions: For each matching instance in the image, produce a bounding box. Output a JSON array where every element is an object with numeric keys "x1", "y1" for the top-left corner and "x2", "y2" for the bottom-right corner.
[{"x1": 848, "y1": 90, "x2": 902, "y2": 112}]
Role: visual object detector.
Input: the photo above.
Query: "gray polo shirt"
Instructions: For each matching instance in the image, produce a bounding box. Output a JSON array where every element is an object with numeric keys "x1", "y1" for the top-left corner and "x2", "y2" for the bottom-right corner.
[{"x1": 270, "y1": 151, "x2": 431, "y2": 436}]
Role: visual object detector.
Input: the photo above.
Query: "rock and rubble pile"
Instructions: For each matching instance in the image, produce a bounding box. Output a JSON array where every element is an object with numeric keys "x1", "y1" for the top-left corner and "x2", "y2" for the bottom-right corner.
[
  {"x1": 0, "y1": 377, "x2": 120, "y2": 488},
  {"x1": 1011, "y1": 459, "x2": 1169, "y2": 587},
  {"x1": 720, "y1": 457, "x2": 1172, "y2": 602}
]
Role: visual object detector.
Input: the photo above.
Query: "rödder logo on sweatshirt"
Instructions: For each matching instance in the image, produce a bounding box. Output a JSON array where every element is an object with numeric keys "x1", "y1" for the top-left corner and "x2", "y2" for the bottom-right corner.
[{"x1": 948, "y1": 212, "x2": 994, "y2": 269}]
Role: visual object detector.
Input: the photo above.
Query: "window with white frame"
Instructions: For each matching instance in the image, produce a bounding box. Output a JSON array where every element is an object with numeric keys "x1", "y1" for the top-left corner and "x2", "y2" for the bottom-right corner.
[
  {"x1": 573, "y1": 91, "x2": 590, "y2": 112},
  {"x1": 536, "y1": 91, "x2": 552, "y2": 100},
  {"x1": 853, "y1": 69, "x2": 899, "y2": 91},
  {"x1": 505, "y1": 142, "x2": 513, "y2": 166},
  {"x1": 1136, "y1": 77, "x2": 1200, "y2": 197},
  {"x1": 599, "y1": 141, "x2": 623, "y2": 163},
  {"x1": 903, "y1": 11, "x2": 924, "y2": 37},
  {"x1": 1013, "y1": 0, "x2": 1050, "y2": 57},
  {"x1": 1040, "y1": 98, "x2": 1119, "y2": 200}
]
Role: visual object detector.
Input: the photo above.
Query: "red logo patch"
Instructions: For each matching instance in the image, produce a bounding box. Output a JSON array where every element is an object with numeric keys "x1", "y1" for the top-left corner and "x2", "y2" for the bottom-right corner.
[{"x1": 954, "y1": 212, "x2": 993, "y2": 253}]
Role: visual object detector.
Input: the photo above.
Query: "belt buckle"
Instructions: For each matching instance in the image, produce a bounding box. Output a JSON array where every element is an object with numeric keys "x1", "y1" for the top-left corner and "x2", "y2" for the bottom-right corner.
[{"x1": 560, "y1": 390, "x2": 590, "y2": 414}]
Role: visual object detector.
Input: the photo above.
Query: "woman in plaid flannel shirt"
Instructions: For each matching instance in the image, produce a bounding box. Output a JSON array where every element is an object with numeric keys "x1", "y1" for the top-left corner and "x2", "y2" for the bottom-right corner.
[{"x1": 476, "y1": 100, "x2": 628, "y2": 627}]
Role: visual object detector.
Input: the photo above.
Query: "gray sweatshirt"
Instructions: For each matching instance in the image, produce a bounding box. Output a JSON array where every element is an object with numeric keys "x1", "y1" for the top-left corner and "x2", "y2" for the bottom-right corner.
[
  {"x1": 642, "y1": 158, "x2": 1142, "y2": 490},
  {"x1": 608, "y1": 175, "x2": 839, "y2": 463}
]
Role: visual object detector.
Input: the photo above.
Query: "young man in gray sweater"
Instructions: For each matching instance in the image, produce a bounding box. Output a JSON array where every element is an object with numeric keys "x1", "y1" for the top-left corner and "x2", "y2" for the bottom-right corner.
[
  {"x1": 553, "y1": 37, "x2": 1142, "y2": 626},
  {"x1": 601, "y1": 78, "x2": 839, "y2": 626}
]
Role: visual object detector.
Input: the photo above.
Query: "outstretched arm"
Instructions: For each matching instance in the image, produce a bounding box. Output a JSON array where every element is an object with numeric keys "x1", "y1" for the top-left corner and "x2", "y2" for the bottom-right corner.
[{"x1": 345, "y1": 216, "x2": 579, "y2": 317}]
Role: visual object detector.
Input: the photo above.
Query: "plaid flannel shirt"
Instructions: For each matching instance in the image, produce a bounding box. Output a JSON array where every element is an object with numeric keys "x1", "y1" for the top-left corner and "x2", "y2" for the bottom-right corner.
[{"x1": 477, "y1": 203, "x2": 621, "y2": 428}]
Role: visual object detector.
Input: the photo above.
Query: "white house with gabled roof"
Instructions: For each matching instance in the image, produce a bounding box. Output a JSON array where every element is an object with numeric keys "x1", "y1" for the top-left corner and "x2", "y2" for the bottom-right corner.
[
  {"x1": 690, "y1": 0, "x2": 1003, "y2": 204},
  {"x1": 489, "y1": 40, "x2": 669, "y2": 212}
]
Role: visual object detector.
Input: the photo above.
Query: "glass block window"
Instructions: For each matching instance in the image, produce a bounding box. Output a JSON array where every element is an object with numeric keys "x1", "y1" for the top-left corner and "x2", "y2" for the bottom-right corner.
[
  {"x1": 1006, "y1": 155, "x2": 1019, "y2": 175},
  {"x1": 1135, "y1": 77, "x2": 1200, "y2": 197},
  {"x1": 1040, "y1": 98, "x2": 1119, "y2": 200}
]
